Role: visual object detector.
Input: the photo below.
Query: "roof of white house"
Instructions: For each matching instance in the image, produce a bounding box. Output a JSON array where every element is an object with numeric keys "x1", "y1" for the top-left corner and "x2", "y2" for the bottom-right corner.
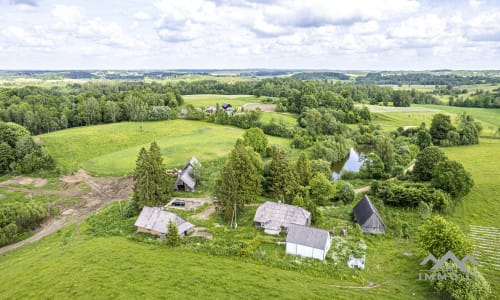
[
  {"x1": 286, "y1": 224, "x2": 330, "y2": 249},
  {"x1": 134, "y1": 206, "x2": 194, "y2": 235},
  {"x1": 254, "y1": 201, "x2": 311, "y2": 231}
]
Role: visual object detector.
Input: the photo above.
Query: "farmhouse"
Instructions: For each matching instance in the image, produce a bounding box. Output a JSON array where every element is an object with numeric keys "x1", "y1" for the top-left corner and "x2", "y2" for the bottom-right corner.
[
  {"x1": 179, "y1": 108, "x2": 188, "y2": 116},
  {"x1": 173, "y1": 157, "x2": 200, "y2": 192},
  {"x1": 286, "y1": 224, "x2": 331, "y2": 261},
  {"x1": 353, "y1": 195, "x2": 386, "y2": 234},
  {"x1": 254, "y1": 201, "x2": 311, "y2": 235},
  {"x1": 205, "y1": 106, "x2": 217, "y2": 113},
  {"x1": 134, "y1": 206, "x2": 194, "y2": 237},
  {"x1": 221, "y1": 102, "x2": 232, "y2": 110}
]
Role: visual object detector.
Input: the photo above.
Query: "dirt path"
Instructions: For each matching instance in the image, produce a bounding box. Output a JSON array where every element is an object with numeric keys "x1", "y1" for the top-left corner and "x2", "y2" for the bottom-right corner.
[
  {"x1": 354, "y1": 163, "x2": 415, "y2": 195},
  {"x1": 191, "y1": 196, "x2": 216, "y2": 220},
  {"x1": 0, "y1": 170, "x2": 133, "y2": 256}
]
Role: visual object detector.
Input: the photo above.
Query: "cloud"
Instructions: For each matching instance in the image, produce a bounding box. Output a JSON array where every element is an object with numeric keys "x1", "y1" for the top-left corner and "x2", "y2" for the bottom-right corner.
[
  {"x1": 52, "y1": 5, "x2": 85, "y2": 26},
  {"x1": 466, "y1": 11, "x2": 500, "y2": 41},
  {"x1": 389, "y1": 14, "x2": 446, "y2": 39},
  {"x1": 2, "y1": 26, "x2": 53, "y2": 48},
  {"x1": 9, "y1": 0, "x2": 38, "y2": 7},
  {"x1": 134, "y1": 11, "x2": 150, "y2": 21}
]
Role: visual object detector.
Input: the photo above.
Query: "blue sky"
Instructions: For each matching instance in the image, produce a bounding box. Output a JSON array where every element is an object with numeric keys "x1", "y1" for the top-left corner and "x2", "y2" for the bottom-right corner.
[{"x1": 0, "y1": 0, "x2": 499, "y2": 70}]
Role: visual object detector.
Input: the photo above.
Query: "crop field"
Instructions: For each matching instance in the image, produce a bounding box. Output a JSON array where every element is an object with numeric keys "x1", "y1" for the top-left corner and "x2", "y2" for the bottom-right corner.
[
  {"x1": 39, "y1": 120, "x2": 291, "y2": 176},
  {"x1": 182, "y1": 94, "x2": 262, "y2": 108}
]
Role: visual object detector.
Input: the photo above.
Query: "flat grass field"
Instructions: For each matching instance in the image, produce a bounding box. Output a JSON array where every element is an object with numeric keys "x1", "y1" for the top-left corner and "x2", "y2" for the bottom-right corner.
[
  {"x1": 39, "y1": 120, "x2": 292, "y2": 176},
  {"x1": 182, "y1": 94, "x2": 262, "y2": 108},
  {"x1": 367, "y1": 104, "x2": 500, "y2": 133}
]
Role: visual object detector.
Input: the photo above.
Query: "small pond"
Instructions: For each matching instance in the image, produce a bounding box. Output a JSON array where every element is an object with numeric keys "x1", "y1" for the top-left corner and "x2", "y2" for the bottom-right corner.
[{"x1": 332, "y1": 147, "x2": 372, "y2": 181}]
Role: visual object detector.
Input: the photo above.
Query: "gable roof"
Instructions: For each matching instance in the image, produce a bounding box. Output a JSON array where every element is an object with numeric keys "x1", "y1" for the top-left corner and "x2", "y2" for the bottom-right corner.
[
  {"x1": 254, "y1": 201, "x2": 311, "y2": 230},
  {"x1": 174, "y1": 157, "x2": 199, "y2": 190},
  {"x1": 222, "y1": 103, "x2": 232, "y2": 109},
  {"x1": 353, "y1": 195, "x2": 385, "y2": 230},
  {"x1": 134, "y1": 206, "x2": 194, "y2": 235},
  {"x1": 286, "y1": 224, "x2": 330, "y2": 249}
]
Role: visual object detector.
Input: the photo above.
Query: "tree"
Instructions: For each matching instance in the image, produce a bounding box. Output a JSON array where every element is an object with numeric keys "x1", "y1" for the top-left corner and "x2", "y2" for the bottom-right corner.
[
  {"x1": 216, "y1": 139, "x2": 262, "y2": 221},
  {"x1": 416, "y1": 129, "x2": 432, "y2": 150},
  {"x1": 430, "y1": 113, "x2": 455, "y2": 144},
  {"x1": 0, "y1": 122, "x2": 30, "y2": 148},
  {"x1": 375, "y1": 135, "x2": 394, "y2": 173},
  {"x1": 310, "y1": 159, "x2": 331, "y2": 179},
  {"x1": 432, "y1": 160, "x2": 474, "y2": 199},
  {"x1": 0, "y1": 142, "x2": 14, "y2": 173},
  {"x1": 132, "y1": 142, "x2": 170, "y2": 208},
  {"x1": 360, "y1": 153, "x2": 385, "y2": 179},
  {"x1": 305, "y1": 199, "x2": 321, "y2": 224},
  {"x1": 418, "y1": 216, "x2": 472, "y2": 258},
  {"x1": 264, "y1": 149, "x2": 298, "y2": 203},
  {"x1": 243, "y1": 127, "x2": 268, "y2": 154},
  {"x1": 336, "y1": 181, "x2": 355, "y2": 203},
  {"x1": 165, "y1": 220, "x2": 181, "y2": 247},
  {"x1": 291, "y1": 194, "x2": 305, "y2": 207},
  {"x1": 413, "y1": 146, "x2": 447, "y2": 181},
  {"x1": 82, "y1": 97, "x2": 101, "y2": 125},
  {"x1": 295, "y1": 151, "x2": 312, "y2": 187},
  {"x1": 431, "y1": 263, "x2": 491, "y2": 300},
  {"x1": 309, "y1": 172, "x2": 335, "y2": 205}
]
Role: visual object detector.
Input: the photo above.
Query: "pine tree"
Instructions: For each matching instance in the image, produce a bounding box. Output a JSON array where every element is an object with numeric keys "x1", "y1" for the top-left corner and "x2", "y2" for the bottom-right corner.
[
  {"x1": 132, "y1": 147, "x2": 149, "y2": 207},
  {"x1": 165, "y1": 220, "x2": 180, "y2": 247},
  {"x1": 264, "y1": 149, "x2": 298, "y2": 203},
  {"x1": 292, "y1": 194, "x2": 305, "y2": 207},
  {"x1": 295, "y1": 151, "x2": 312, "y2": 187},
  {"x1": 216, "y1": 139, "x2": 262, "y2": 221}
]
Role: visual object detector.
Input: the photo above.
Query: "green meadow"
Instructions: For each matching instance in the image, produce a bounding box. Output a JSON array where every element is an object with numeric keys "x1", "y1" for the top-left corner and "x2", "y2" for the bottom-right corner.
[
  {"x1": 39, "y1": 120, "x2": 291, "y2": 176},
  {"x1": 182, "y1": 94, "x2": 262, "y2": 108}
]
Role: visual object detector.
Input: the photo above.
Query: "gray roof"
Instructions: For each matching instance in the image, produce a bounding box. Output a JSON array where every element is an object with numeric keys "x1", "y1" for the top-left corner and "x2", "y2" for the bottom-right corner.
[
  {"x1": 353, "y1": 195, "x2": 386, "y2": 230},
  {"x1": 174, "y1": 157, "x2": 199, "y2": 190},
  {"x1": 134, "y1": 206, "x2": 194, "y2": 235},
  {"x1": 254, "y1": 201, "x2": 311, "y2": 230},
  {"x1": 286, "y1": 224, "x2": 330, "y2": 249}
]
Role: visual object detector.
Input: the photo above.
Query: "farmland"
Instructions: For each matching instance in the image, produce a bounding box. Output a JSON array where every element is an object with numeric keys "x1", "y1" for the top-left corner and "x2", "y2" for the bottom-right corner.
[{"x1": 39, "y1": 120, "x2": 292, "y2": 176}]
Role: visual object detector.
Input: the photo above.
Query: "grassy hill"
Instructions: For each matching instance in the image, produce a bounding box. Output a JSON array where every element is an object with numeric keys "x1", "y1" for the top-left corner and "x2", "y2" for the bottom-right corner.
[{"x1": 39, "y1": 120, "x2": 291, "y2": 176}]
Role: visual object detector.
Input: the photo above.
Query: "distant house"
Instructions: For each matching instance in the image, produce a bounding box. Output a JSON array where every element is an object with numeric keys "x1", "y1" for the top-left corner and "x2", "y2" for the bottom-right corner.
[
  {"x1": 221, "y1": 103, "x2": 232, "y2": 110},
  {"x1": 253, "y1": 201, "x2": 311, "y2": 235},
  {"x1": 353, "y1": 195, "x2": 386, "y2": 234},
  {"x1": 205, "y1": 106, "x2": 217, "y2": 113},
  {"x1": 286, "y1": 224, "x2": 331, "y2": 261},
  {"x1": 134, "y1": 206, "x2": 194, "y2": 237},
  {"x1": 173, "y1": 157, "x2": 200, "y2": 192},
  {"x1": 179, "y1": 108, "x2": 188, "y2": 116}
]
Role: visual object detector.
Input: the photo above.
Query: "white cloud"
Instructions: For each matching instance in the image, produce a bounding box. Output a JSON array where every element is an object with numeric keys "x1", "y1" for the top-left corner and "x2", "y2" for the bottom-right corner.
[
  {"x1": 134, "y1": 11, "x2": 150, "y2": 21},
  {"x1": 2, "y1": 26, "x2": 53, "y2": 48},
  {"x1": 52, "y1": 5, "x2": 85, "y2": 25},
  {"x1": 389, "y1": 14, "x2": 447, "y2": 39},
  {"x1": 467, "y1": 11, "x2": 500, "y2": 41}
]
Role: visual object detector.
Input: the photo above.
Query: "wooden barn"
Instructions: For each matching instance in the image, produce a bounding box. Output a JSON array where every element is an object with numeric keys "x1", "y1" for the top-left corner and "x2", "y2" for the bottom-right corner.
[
  {"x1": 286, "y1": 224, "x2": 331, "y2": 261},
  {"x1": 173, "y1": 157, "x2": 200, "y2": 192},
  {"x1": 253, "y1": 201, "x2": 311, "y2": 235},
  {"x1": 353, "y1": 195, "x2": 386, "y2": 234},
  {"x1": 134, "y1": 206, "x2": 194, "y2": 237}
]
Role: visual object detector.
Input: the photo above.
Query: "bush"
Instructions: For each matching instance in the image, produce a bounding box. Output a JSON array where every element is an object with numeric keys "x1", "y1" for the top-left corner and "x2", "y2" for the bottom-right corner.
[
  {"x1": 413, "y1": 146, "x2": 447, "y2": 181},
  {"x1": 418, "y1": 216, "x2": 471, "y2": 258},
  {"x1": 431, "y1": 263, "x2": 491, "y2": 300},
  {"x1": 336, "y1": 182, "x2": 355, "y2": 204},
  {"x1": 432, "y1": 160, "x2": 474, "y2": 199}
]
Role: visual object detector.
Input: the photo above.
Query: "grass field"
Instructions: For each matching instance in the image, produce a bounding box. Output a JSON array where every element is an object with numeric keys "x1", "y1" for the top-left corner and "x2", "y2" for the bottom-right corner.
[
  {"x1": 182, "y1": 94, "x2": 263, "y2": 109},
  {"x1": 39, "y1": 120, "x2": 291, "y2": 176},
  {"x1": 260, "y1": 112, "x2": 298, "y2": 126},
  {"x1": 415, "y1": 104, "x2": 500, "y2": 128}
]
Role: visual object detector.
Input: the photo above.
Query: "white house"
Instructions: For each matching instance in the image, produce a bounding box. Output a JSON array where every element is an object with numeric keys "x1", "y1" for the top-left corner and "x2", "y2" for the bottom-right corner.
[{"x1": 286, "y1": 224, "x2": 332, "y2": 261}]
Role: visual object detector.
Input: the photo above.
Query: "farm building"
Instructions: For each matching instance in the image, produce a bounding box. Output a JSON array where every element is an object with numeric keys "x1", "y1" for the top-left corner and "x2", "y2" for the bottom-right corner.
[
  {"x1": 221, "y1": 102, "x2": 232, "y2": 110},
  {"x1": 286, "y1": 224, "x2": 331, "y2": 261},
  {"x1": 254, "y1": 201, "x2": 311, "y2": 235},
  {"x1": 134, "y1": 206, "x2": 194, "y2": 237},
  {"x1": 173, "y1": 157, "x2": 200, "y2": 192},
  {"x1": 205, "y1": 106, "x2": 217, "y2": 113},
  {"x1": 179, "y1": 108, "x2": 188, "y2": 116},
  {"x1": 353, "y1": 195, "x2": 386, "y2": 234}
]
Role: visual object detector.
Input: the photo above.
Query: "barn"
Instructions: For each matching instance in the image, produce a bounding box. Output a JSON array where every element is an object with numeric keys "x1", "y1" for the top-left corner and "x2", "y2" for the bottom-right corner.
[
  {"x1": 286, "y1": 224, "x2": 331, "y2": 261},
  {"x1": 353, "y1": 195, "x2": 386, "y2": 234},
  {"x1": 134, "y1": 206, "x2": 194, "y2": 237},
  {"x1": 173, "y1": 157, "x2": 200, "y2": 192},
  {"x1": 253, "y1": 201, "x2": 311, "y2": 235}
]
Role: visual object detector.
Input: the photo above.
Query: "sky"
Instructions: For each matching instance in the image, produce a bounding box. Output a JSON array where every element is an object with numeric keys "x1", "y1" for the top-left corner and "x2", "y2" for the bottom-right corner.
[{"x1": 0, "y1": 0, "x2": 499, "y2": 70}]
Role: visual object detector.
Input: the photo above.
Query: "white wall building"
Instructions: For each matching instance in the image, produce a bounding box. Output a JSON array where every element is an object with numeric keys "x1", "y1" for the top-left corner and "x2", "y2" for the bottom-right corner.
[{"x1": 285, "y1": 224, "x2": 332, "y2": 261}]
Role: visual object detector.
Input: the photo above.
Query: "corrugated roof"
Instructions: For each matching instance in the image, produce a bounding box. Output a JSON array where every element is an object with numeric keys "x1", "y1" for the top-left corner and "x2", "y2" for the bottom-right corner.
[
  {"x1": 254, "y1": 201, "x2": 311, "y2": 229},
  {"x1": 134, "y1": 206, "x2": 194, "y2": 235},
  {"x1": 353, "y1": 195, "x2": 385, "y2": 231},
  {"x1": 286, "y1": 224, "x2": 330, "y2": 249}
]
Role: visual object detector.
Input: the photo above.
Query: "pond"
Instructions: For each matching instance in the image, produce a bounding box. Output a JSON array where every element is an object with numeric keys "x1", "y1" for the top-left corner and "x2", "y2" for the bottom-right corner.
[{"x1": 332, "y1": 147, "x2": 372, "y2": 181}]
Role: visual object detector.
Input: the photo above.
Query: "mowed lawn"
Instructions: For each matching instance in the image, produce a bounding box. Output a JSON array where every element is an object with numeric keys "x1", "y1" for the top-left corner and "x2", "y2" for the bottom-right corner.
[
  {"x1": 39, "y1": 120, "x2": 291, "y2": 176},
  {"x1": 182, "y1": 94, "x2": 262, "y2": 108},
  {"x1": 0, "y1": 227, "x2": 431, "y2": 300}
]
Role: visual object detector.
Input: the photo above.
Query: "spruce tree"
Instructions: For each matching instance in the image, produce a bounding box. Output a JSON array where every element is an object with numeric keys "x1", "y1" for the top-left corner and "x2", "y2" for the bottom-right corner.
[
  {"x1": 165, "y1": 220, "x2": 180, "y2": 247},
  {"x1": 216, "y1": 139, "x2": 262, "y2": 221},
  {"x1": 264, "y1": 148, "x2": 298, "y2": 203},
  {"x1": 132, "y1": 142, "x2": 170, "y2": 208},
  {"x1": 295, "y1": 151, "x2": 312, "y2": 187}
]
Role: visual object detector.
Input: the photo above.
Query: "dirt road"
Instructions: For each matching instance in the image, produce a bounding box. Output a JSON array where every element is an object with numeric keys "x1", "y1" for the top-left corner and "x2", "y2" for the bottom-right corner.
[{"x1": 0, "y1": 170, "x2": 133, "y2": 256}]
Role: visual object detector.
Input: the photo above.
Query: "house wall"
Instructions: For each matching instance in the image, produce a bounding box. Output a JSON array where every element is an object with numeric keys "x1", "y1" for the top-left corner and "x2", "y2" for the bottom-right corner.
[
  {"x1": 361, "y1": 215, "x2": 385, "y2": 234},
  {"x1": 286, "y1": 242, "x2": 326, "y2": 261},
  {"x1": 136, "y1": 226, "x2": 162, "y2": 236},
  {"x1": 286, "y1": 242, "x2": 297, "y2": 255}
]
